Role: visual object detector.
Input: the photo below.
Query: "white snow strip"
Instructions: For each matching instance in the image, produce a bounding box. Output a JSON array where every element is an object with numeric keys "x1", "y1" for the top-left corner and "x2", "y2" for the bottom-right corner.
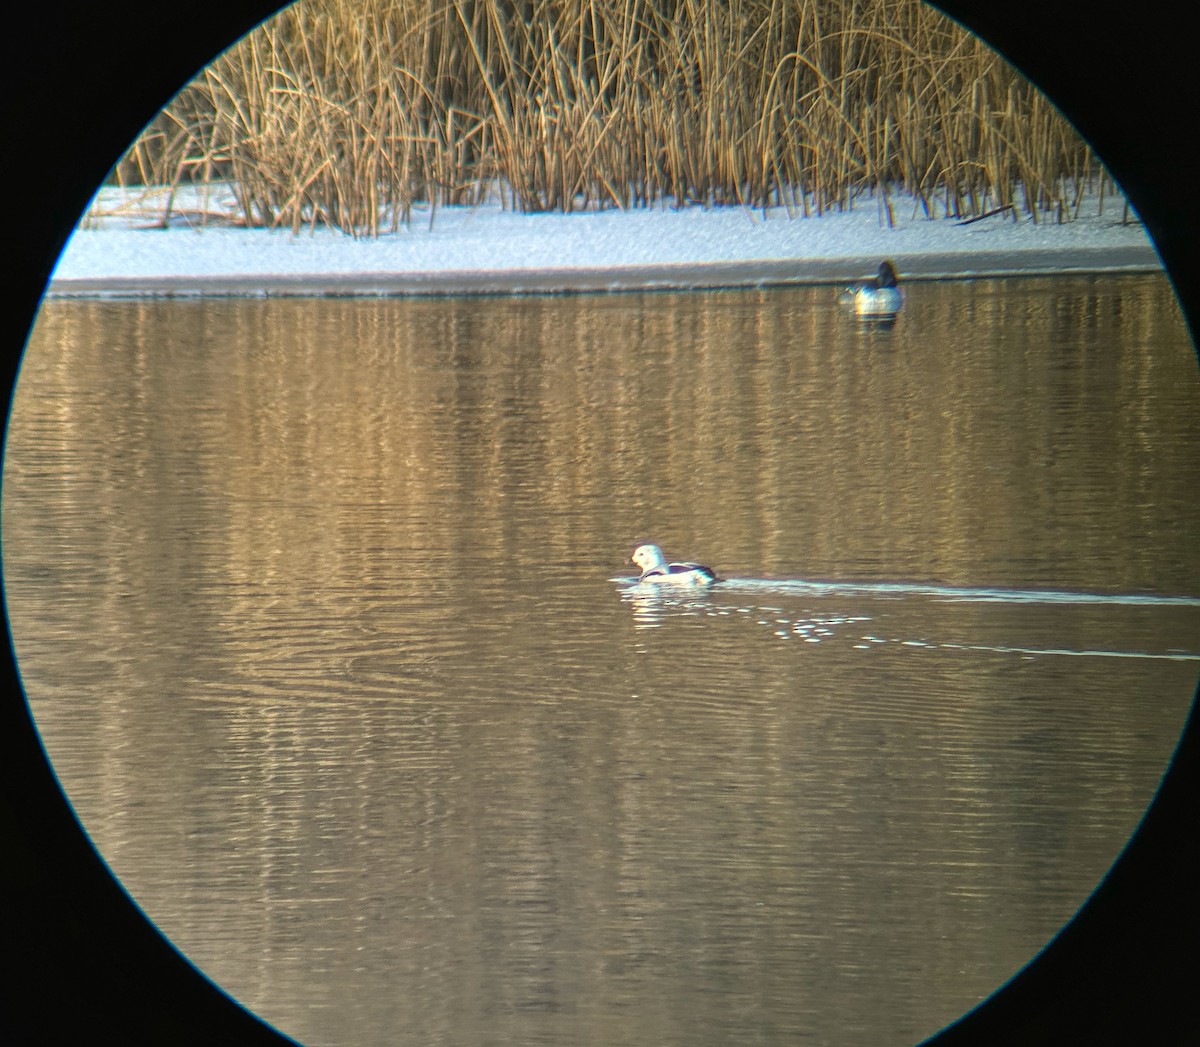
[{"x1": 47, "y1": 184, "x2": 1161, "y2": 297}]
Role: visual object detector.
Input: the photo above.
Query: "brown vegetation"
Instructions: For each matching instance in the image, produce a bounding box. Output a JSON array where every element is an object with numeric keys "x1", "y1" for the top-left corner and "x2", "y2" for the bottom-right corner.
[{"x1": 113, "y1": 0, "x2": 1111, "y2": 234}]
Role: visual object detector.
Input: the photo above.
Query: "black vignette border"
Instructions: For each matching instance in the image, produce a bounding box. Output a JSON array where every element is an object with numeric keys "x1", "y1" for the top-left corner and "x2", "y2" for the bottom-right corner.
[{"x1": 3, "y1": 0, "x2": 1197, "y2": 1043}]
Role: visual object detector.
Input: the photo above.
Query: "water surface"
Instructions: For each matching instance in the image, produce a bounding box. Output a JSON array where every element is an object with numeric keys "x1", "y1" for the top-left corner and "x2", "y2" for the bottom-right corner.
[{"x1": 5, "y1": 275, "x2": 1198, "y2": 1046}]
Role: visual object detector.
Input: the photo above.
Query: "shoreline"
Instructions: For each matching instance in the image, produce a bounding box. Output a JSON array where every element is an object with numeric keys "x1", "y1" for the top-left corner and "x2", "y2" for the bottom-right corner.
[
  {"x1": 47, "y1": 187, "x2": 1162, "y2": 299},
  {"x1": 46, "y1": 244, "x2": 1162, "y2": 299}
]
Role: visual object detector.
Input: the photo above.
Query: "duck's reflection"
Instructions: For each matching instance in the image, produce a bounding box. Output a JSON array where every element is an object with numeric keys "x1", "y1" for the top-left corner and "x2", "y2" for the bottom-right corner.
[
  {"x1": 621, "y1": 584, "x2": 718, "y2": 629},
  {"x1": 619, "y1": 579, "x2": 877, "y2": 645}
]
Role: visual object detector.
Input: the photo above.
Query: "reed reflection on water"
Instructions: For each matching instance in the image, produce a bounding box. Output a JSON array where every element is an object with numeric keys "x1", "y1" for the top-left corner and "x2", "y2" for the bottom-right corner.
[{"x1": 4, "y1": 275, "x2": 1198, "y2": 1046}]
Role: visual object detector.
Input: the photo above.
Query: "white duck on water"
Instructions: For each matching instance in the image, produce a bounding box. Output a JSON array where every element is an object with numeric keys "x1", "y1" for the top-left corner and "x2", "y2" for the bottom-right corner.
[{"x1": 629, "y1": 544, "x2": 719, "y2": 586}]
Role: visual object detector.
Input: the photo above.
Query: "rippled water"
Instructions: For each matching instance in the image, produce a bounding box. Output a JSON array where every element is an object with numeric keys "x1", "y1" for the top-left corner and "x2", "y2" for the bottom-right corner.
[{"x1": 5, "y1": 275, "x2": 1198, "y2": 1046}]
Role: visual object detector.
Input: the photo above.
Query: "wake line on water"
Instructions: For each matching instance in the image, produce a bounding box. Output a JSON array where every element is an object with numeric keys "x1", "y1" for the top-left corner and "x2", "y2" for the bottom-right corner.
[
  {"x1": 705, "y1": 578, "x2": 1200, "y2": 607},
  {"x1": 863, "y1": 637, "x2": 1200, "y2": 662},
  {"x1": 614, "y1": 576, "x2": 1200, "y2": 662}
]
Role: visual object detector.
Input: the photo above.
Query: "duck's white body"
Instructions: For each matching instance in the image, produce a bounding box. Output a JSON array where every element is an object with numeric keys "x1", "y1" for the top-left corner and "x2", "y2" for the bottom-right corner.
[
  {"x1": 854, "y1": 284, "x2": 904, "y2": 318},
  {"x1": 630, "y1": 544, "x2": 718, "y2": 586}
]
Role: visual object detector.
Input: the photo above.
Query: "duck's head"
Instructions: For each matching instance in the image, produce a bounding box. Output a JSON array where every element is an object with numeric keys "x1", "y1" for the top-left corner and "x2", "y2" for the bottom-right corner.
[
  {"x1": 877, "y1": 260, "x2": 899, "y2": 288},
  {"x1": 630, "y1": 544, "x2": 667, "y2": 573}
]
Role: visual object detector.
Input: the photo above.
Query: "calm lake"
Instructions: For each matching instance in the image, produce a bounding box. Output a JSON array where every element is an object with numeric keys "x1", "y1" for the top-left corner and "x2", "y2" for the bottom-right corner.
[{"x1": 5, "y1": 274, "x2": 1199, "y2": 1046}]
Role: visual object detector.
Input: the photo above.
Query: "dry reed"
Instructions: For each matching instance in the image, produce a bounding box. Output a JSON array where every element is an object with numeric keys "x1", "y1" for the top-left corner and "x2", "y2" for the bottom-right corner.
[{"x1": 113, "y1": 0, "x2": 1113, "y2": 234}]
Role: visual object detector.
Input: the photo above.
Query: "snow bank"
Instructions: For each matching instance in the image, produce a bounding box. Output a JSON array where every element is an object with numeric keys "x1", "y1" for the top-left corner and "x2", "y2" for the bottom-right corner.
[{"x1": 47, "y1": 184, "x2": 1161, "y2": 297}]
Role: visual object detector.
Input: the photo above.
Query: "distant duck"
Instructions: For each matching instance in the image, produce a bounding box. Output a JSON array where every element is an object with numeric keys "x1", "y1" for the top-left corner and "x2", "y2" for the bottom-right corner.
[
  {"x1": 629, "y1": 544, "x2": 719, "y2": 586},
  {"x1": 852, "y1": 260, "x2": 903, "y2": 319},
  {"x1": 838, "y1": 260, "x2": 903, "y2": 319}
]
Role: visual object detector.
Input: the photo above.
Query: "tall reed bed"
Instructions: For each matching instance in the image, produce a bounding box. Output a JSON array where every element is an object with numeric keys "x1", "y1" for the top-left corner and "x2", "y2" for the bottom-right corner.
[{"x1": 114, "y1": 0, "x2": 1111, "y2": 233}]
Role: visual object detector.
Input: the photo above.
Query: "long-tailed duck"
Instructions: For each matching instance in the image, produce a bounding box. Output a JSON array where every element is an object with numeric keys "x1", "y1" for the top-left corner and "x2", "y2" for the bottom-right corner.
[{"x1": 629, "y1": 544, "x2": 719, "y2": 586}]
